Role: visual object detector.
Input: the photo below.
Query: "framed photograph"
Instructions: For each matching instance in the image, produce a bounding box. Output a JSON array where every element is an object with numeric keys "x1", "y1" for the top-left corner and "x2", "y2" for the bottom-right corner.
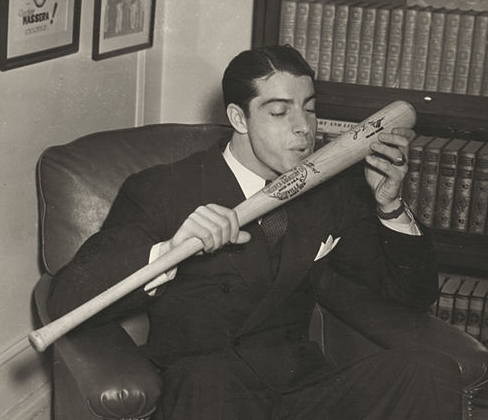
[
  {"x1": 0, "y1": 0, "x2": 81, "y2": 71},
  {"x1": 92, "y1": 0, "x2": 156, "y2": 61}
]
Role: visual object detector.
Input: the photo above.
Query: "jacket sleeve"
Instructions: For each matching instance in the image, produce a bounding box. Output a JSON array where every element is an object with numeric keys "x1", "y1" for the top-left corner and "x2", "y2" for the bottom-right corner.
[
  {"x1": 47, "y1": 166, "x2": 171, "y2": 324},
  {"x1": 314, "y1": 171, "x2": 438, "y2": 311}
]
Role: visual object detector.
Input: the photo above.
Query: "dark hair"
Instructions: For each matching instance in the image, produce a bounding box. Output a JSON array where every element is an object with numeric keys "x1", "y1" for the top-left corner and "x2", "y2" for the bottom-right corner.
[{"x1": 222, "y1": 45, "x2": 315, "y2": 116}]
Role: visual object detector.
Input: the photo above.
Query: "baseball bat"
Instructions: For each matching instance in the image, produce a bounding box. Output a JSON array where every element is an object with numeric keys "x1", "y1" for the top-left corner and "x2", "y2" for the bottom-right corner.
[{"x1": 29, "y1": 100, "x2": 416, "y2": 352}]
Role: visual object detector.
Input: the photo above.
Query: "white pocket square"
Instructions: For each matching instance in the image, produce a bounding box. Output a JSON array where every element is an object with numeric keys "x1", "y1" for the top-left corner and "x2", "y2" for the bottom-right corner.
[{"x1": 314, "y1": 235, "x2": 341, "y2": 261}]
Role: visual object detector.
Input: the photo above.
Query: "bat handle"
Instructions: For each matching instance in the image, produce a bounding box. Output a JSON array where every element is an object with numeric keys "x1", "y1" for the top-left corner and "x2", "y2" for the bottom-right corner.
[{"x1": 29, "y1": 237, "x2": 204, "y2": 352}]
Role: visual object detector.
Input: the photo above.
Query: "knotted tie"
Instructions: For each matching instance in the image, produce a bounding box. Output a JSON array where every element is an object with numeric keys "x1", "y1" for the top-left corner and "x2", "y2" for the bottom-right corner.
[
  {"x1": 261, "y1": 206, "x2": 288, "y2": 249},
  {"x1": 261, "y1": 181, "x2": 288, "y2": 275}
]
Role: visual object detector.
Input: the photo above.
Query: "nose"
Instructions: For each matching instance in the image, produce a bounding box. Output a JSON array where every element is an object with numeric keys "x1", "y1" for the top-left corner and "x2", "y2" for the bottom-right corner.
[{"x1": 292, "y1": 110, "x2": 310, "y2": 135}]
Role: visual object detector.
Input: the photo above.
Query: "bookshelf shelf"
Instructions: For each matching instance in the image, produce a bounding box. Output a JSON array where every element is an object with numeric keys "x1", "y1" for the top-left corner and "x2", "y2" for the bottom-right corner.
[
  {"x1": 252, "y1": 0, "x2": 488, "y2": 277},
  {"x1": 314, "y1": 82, "x2": 488, "y2": 141},
  {"x1": 432, "y1": 230, "x2": 488, "y2": 276}
]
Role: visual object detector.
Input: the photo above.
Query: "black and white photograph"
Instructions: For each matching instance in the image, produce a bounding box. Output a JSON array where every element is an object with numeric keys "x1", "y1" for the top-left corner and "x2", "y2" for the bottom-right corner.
[
  {"x1": 92, "y1": 0, "x2": 156, "y2": 60},
  {"x1": 1, "y1": 0, "x2": 488, "y2": 419},
  {"x1": 0, "y1": 0, "x2": 81, "y2": 70}
]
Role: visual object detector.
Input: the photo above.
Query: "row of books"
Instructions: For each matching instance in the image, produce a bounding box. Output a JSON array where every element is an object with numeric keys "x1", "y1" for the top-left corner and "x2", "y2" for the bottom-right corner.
[
  {"x1": 315, "y1": 118, "x2": 488, "y2": 234},
  {"x1": 279, "y1": 0, "x2": 488, "y2": 95},
  {"x1": 431, "y1": 272, "x2": 488, "y2": 348},
  {"x1": 403, "y1": 136, "x2": 488, "y2": 234}
]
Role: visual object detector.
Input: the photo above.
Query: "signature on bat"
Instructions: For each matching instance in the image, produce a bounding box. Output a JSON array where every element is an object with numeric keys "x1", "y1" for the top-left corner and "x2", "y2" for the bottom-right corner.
[{"x1": 351, "y1": 117, "x2": 386, "y2": 140}]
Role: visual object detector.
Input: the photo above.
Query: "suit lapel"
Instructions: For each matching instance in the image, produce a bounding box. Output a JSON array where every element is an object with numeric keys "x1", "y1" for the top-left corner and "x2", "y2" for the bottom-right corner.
[
  {"x1": 237, "y1": 186, "x2": 335, "y2": 335},
  {"x1": 200, "y1": 147, "x2": 274, "y2": 298}
]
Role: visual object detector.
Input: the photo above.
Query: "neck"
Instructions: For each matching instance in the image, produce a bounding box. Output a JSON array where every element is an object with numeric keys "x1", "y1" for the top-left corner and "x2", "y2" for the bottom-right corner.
[{"x1": 229, "y1": 132, "x2": 279, "y2": 180}]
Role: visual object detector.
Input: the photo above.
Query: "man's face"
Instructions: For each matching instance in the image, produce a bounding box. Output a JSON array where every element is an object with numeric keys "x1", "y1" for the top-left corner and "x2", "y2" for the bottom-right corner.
[{"x1": 244, "y1": 71, "x2": 317, "y2": 178}]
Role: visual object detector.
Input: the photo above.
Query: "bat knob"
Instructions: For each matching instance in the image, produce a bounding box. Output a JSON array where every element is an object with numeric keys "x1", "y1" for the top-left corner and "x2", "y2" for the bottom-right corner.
[{"x1": 29, "y1": 331, "x2": 48, "y2": 353}]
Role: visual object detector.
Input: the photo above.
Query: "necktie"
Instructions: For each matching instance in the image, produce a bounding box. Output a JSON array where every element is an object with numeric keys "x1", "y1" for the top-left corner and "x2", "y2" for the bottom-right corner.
[
  {"x1": 261, "y1": 206, "x2": 288, "y2": 249},
  {"x1": 261, "y1": 181, "x2": 288, "y2": 275}
]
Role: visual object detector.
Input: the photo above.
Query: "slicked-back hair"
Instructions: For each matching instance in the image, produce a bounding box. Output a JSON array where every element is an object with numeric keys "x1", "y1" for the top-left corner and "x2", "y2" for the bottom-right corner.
[{"x1": 222, "y1": 45, "x2": 315, "y2": 117}]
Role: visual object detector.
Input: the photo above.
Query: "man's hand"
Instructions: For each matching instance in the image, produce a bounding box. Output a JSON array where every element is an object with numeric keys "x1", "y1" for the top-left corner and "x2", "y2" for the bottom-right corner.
[
  {"x1": 364, "y1": 127, "x2": 415, "y2": 213},
  {"x1": 169, "y1": 204, "x2": 251, "y2": 253}
]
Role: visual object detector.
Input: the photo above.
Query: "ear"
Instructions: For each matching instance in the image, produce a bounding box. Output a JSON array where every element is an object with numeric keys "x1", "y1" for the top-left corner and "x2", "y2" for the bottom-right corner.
[{"x1": 226, "y1": 103, "x2": 248, "y2": 134}]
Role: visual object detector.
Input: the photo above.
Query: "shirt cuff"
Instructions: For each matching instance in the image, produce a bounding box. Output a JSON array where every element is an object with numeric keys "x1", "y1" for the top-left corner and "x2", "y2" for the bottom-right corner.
[
  {"x1": 378, "y1": 205, "x2": 422, "y2": 236},
  {"x1": 144, "y1": 241, "x2": 178, "y2": 295}
]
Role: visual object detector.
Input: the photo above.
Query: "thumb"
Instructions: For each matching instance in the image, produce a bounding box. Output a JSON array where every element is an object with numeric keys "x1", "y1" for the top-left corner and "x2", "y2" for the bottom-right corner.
[{"x1": 235, "y1": 230, "x2": 251, "y2": 244}]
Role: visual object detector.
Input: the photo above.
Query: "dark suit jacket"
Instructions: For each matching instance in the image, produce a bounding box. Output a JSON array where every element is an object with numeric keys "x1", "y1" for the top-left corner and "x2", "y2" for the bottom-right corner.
[{"x1": 48, "y1": 142, "x2": 438, "y2": 393}]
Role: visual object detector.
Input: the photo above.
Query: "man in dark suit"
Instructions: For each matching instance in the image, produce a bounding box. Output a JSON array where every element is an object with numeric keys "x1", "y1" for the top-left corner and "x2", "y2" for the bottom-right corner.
[{"x1": 48, "y1": 45, "x2": 461, "y2": 419}]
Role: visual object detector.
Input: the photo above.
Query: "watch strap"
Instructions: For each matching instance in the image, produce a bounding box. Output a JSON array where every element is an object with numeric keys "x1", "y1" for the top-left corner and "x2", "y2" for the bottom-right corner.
[{"x1": 377, "y1": 199, "x2": 405, "y2": 220}]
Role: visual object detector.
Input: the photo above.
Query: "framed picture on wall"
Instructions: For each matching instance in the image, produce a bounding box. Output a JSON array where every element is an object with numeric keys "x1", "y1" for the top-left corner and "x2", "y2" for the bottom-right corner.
[
  {"x1": 0, "y1": 0, "x2": 81, "y2": 71},
  {"x1": 92, "y1": 0, "x2": 157, "y2": 61}
]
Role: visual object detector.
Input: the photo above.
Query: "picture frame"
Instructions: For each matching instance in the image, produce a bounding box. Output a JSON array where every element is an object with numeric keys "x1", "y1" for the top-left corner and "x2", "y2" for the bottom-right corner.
[
  {"x1": 0, "y1": 0, "x2": 81, "y2": 71},
  {"x1": 92, "y1": 0, "x2": 157, "y2": 61}
]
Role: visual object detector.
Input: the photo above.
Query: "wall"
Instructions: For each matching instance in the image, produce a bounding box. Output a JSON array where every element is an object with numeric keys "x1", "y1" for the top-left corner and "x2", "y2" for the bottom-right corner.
[
  {"x1": 0, "y1": 0, "x2": 144, "y2": 418},
  {"x1": 0, "y1": 0, "x2": 253, "y2": 418},
  {"x1": 148, "y1": 0, "x2": 254, "y2": 124}
]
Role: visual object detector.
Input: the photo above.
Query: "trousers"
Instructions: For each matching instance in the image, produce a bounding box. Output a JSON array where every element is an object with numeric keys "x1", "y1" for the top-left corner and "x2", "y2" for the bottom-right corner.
[{"x1": 152, "y1": 345, "x2": 461, "y2": 420}]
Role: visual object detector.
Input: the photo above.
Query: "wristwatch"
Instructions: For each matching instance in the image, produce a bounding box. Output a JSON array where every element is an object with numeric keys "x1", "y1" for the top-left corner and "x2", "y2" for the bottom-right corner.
[{"x1": 377, "y1": 198, "x2": 406, "y2": 220}]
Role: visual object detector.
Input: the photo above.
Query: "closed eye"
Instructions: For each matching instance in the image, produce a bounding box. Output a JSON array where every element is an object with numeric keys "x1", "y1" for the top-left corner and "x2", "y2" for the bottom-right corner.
[{"x1": 270, "y1": 111, "x2": 287, "y2": 117}]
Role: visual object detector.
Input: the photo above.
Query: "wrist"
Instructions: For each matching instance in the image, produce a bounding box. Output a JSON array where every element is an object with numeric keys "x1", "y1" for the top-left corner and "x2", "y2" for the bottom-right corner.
[{"x1": 377, "y1": 198, "x2": 406, "y2": 220}]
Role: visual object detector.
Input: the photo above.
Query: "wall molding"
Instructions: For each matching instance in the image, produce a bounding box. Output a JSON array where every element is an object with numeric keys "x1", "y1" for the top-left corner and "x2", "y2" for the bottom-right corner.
[
  {"x1": 135, "y1": 49, "x2": 147, "y2": 127},
  {"x1": 0, "y1": 334, "x2": 30, "y2": 368},
  {"x1": 1, "y1": 381, "x2": 51, "y2": 420},
  {"x1": 0, "y1": 334, "x2": 51, "y2": 420}
]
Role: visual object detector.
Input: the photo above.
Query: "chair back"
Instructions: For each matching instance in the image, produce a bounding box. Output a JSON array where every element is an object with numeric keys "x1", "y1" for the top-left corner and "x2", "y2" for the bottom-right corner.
[{"x1": 37, "y1": 123, "x2": 232, "y2": 275}]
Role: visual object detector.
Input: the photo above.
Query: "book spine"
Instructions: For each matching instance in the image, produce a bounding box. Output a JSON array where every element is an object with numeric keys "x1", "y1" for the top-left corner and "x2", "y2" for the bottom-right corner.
[
  {"x1": 305, "y1": 2, "x2": 323, "y2": 75},
  {"x1": 356, "y1": 6, "x2": 377, "y2": 85},
  {"x1": 330, "y1": 4, "x2": 350, "y2": 83},
  {"x1": 317, "y1": 3, "x2": 336, "y2": 81},
  {"x1": 403, "y1": 146, "x2": 423, "y2": 215},
  {"x1": 438, "y1": 290, "x2": 456, "y2": 324},
  {"x1": 294, "y1": 1, "x2": 311, "y2": 58},
  {"x1": 453, "y1": 13, "x2": 476, "y2": 95},
  {"x1": 467, "y1": 295, "x2": 484, "y2": 339},
  {"x1": 370, "y1": 7, "x2": 391, "y2": 87},
  {"x1": 316, "y1": 118, "x2": 355, "y2": 135},
  {"x1": 434, "y1": 150, "x2": 458, "y2": 229},
  {"x1": 418, "y1": 148, "x2": 442, "y2": 227},
  {"x1": 439, "y1": 11, "x2": 461, "y2": 93},
  {"x1": 467, "y1": 14, "x2": 488, "y2": 96},
  {"x1": 481, "y1": 301, "x2": 488, "y2": 348},
  {"x1": 433, "y1": 273, "x2": 450, "y2": 317},
  {"x1": 452, "y1": 153, "x2": 476, "y2": 231},
  {"x1": 481, "y1": 32, "x2": 488, "y2": 96},
  {"x1": 425, "y1": 10, "x2": 446, "y2": 92},
  {"x1": 468, "y1": 163, "x2": 488, "y2": 234},
  {"x1": 279, "y1": 0, "x2": 298, "y2": 46},
  {"x1": 384, "y1": 8, "x2": 405, "y2": 88},
  {"x1": 344, "y1": 5, "x2": 364, "y2": 84},
  {"x1": 453, "y1": 294, "x2": 470, "y2": 332},
  {"x1": 399, "y1": 7, "x2": 419, "y2": 89},
  {"x1": 412, "y1": 8, "x2": 432, "y2": 90}
]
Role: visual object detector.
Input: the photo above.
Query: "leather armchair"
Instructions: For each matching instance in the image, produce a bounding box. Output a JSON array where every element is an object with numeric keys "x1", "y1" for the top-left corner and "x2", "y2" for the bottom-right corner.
[{"x1": 33, "y1": 123, "x2": 488, "y2": 420}]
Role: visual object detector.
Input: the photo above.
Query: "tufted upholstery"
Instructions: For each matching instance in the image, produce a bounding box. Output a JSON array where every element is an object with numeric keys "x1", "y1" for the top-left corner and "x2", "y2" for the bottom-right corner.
[{"x1": 33, "y1": 123, "x2": 488, "y2": 420}]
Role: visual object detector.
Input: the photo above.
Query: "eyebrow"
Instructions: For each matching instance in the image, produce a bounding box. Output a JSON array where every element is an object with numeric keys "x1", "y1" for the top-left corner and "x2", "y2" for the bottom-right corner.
[{"x1": 259, "y1": 94, "x2": 316, "y2": 108}]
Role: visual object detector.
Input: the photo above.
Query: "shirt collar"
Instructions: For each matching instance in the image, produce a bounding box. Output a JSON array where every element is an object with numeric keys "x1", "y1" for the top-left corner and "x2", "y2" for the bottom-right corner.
[{"x1": 222, "y1": 142, "x2": 265, "y2": 199}]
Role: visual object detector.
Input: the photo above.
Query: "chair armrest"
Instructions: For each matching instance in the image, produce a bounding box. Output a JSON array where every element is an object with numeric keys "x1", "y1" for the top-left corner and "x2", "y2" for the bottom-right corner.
[
  {"x1": 57, "y1": 324, "x2": 162, "y2": 418},
  {"x1": 34, "y1": 273, "x2": 162, "y2": 419},
  {"x1": 317, "y1": 272, "x2": 488, "y2": 388}
]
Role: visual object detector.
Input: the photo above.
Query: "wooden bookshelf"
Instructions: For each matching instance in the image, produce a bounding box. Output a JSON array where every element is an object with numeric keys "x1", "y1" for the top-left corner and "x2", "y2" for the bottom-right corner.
[{"x1": 252, "y1": 0, "x2": 488, "y2": 275}]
